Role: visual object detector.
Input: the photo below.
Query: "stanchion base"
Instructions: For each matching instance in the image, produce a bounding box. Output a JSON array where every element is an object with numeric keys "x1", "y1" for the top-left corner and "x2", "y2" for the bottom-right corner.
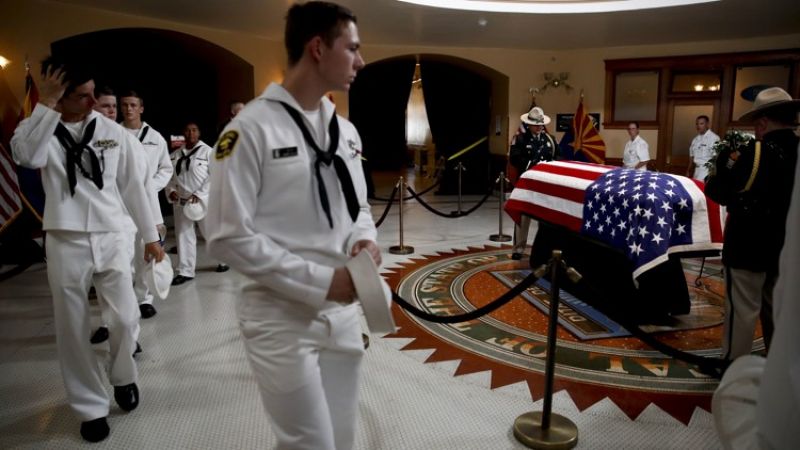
[
  {"x1": 513, "y1": 412, "x2": 578, "y2": 450},
  {"x1": 389, "y1": 245, "x2": 414, "y2": 255},
  {"x1": 450, "y1": 211, "x2": 463, "y2": 217},
  {"x1": 489, "y1": 234, "x2": 512, "y2": 242}
]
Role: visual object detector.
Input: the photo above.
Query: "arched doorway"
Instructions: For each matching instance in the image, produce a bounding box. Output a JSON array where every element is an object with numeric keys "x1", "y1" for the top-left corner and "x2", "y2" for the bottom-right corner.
[
  {"x1": 349, "y1": 55, "x2": 507, "y2": 195},
  {"x1": 51, "y1": 28, "x2": 254, "y2": 145}
]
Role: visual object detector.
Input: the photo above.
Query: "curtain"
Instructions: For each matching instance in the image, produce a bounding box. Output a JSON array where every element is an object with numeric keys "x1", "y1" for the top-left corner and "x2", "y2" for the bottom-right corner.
[
  {"x1": 419, "y1": 58, "x2": 491, "y2": 194},
  {"x1": 349, "y1": 57, "x2": 416, "y2": 175}
]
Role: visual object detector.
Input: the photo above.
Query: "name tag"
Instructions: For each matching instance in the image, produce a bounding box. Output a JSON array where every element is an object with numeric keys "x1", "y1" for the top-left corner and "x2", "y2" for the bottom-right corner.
[{"x1": 273, "y1": 147, "x2": 298, "y2": 159}]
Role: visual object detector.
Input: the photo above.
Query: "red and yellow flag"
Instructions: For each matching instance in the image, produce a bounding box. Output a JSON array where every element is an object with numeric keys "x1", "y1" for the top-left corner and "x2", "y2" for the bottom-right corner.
[{"x1": 571, "y1": 99, "x2": 606, "y2": 164}]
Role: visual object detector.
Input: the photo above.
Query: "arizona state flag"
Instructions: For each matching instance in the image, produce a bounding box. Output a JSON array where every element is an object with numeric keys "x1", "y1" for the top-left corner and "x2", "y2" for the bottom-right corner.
[{"x1": 560, "y1": 98, "x2": 606, "y2": 164}]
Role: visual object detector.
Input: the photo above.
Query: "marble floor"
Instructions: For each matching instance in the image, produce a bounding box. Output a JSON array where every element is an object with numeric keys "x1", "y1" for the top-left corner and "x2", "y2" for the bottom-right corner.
[{"x1": 0, "y1": 168, "x2": 721, "y2": 449}]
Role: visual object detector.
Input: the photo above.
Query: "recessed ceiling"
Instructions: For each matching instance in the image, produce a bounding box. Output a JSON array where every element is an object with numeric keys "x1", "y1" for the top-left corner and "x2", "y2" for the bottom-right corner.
[
  {"x1": 395, "y1": 0, "x2": 719, "y2": 14},
  {"x1": 48, "y1": 0, "x2": 800, "y2": 50}
]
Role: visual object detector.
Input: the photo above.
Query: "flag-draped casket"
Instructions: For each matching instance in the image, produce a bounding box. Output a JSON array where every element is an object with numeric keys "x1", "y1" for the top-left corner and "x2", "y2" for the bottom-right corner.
[{"x1": 504, "y1": 161, "x2": 724, "y2": 322}]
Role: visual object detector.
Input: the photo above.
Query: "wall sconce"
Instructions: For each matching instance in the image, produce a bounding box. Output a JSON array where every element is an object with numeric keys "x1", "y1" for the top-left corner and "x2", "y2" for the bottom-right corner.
[
  {"x1": 0, "y1": 55, "x2": 10, "y2": 69},
  {"x1": 694, "y1": 84, "x2": 704, "y2": 91},
  {"x1": 539, "y1": 72, "x2": 572, "y2": 93}
]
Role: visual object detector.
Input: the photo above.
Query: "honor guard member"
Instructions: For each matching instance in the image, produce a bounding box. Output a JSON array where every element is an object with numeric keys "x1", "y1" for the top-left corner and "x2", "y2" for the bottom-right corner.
[
  {"x1": 509, "y1": 106, "x2": 557, "y2": 260},
  {"x1": 11, "y1": 56, "x2": 164, "y2": 443},
  {"x1": 705, "y1": 87, "x2": 800, "y2": 364},
  {"x1": 166, "y1": 122, "x2": 212, "y2": 285},
  {"x1": 120, "y1": 90, "x2": 173, "y2": 316},
  {"x1": 623, "y1": 121, "x2": 651, "y2": 170},
  {"x1": 205, "y1": 2, "x2": 379, "y2": 449},
  {"x1": 686, "y1": 115, "x2": 720, "y2": 181}
]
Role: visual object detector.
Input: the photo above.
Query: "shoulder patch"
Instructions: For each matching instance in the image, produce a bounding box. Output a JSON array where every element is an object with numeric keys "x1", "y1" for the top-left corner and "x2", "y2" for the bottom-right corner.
[{"x1": 215, "y1": 130, "x2": 239, "y2": 160}]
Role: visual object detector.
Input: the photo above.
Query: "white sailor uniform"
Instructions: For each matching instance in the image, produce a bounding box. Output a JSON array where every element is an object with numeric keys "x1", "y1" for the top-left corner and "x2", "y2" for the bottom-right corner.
[
  {"x1": 11, "y1": 104, "x2": 158, "y2": 422},
  {"x1": 689, "y1": 130, "x2": 719, "y2": 181},
  {"x1": 623, "y1": 135, "x2": 651, "y2": 170},
  {"x1": 125, "y1": 122, "x2": 172, "y2": 304},
  {"x1": 206, "y1": 83, "x2": 377, "y2": 450},
  {"x1": 167, "y1": 140, "x2": 211, "y2": 278}
]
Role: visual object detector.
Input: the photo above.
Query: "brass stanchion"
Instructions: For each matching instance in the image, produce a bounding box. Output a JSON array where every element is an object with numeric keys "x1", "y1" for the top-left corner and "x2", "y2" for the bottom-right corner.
[
  {"x1": 389, "y1": 176, "x2": 414, "y2": 255},
  {"x1": 450, "y1": 162, "x2": 466, "y2": 216},
  {"x1": 489, "y1": 171, "x2": 512, "y2": 242},
  {"x1": 513, "y1": 250, "x2": 580, "y2": 449}
]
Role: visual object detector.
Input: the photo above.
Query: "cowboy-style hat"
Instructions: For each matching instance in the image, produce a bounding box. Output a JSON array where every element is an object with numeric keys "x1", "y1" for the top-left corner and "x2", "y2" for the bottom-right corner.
[
  {"x1": 738, "y1": 87, "x2": 800, "y2": 122},
  {"x1": 521, "y1": 106, "x2": 551, "y2": 126}
]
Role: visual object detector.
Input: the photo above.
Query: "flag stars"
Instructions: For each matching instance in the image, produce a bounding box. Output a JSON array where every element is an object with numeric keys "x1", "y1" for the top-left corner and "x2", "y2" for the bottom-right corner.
[
  {"x1": 604, "y1": 186, "x2": 612, "y2": 193},
  {"x1": 593, "y1": 212, "x2": 599, "y2": 221},
  {"x1": 664, "y1": 189, "x2": 675, "y2": 198},
  {"x1": 633, "y1": 184, "x2": 642, "y2": 191},
  {"x1": 600, "y1": 204, "x2": 607, "y2": 213},
  {"x1": 638, "y1": 226, "x2": 649, "y2": 238},
  {"x1": 656, "y1": 216, "x2": 667, "y2": 227},
  {"x1": 617, "y1": 188, "x2": 627, "y2": 196},
  {"x1": 632, "y1": 193, "x2": 642, "y2": 201},
  {"x1": 628, "y1": 242, "x2": 643, "y2": 255},
  {"x1": 666, "y1": 179, "x2": 676, "y2": 188},
  {"x1": 651, "y1": 233, "x2": 664, "y2": 245},
  {"x1": 605, "y1": 216, "x2": 612, "y2": 225},
  {"x1": 617, "y1": 220, "x2": 627, "y2": 230},
  {"x1": 633, "y1": 205, "x2": 642, "y2": 216},
  {"x1": 587, "y1": 201, "x2": 593, "y2": 210},
  {"x1": 646, "y1": 192, "x2": 657, "y2": 202},
  {"x1": 642, "y1": 208, "x2": 654, "y2": 220},
  {"x1": 597, "y1": 224, "x2": 605, "y2": 233},
  {"x1": 678, "y1": 198, "x2": 689, "y2": 209},
  {"x1": 622, "y1": 199, "x2": 629, "y2": 208},
  {"x1": 648, "y1": 181, "x2": 658, "y2": 190},
  {"x1": 595, "y1": 192, "x2": 601, "y2": 201},
  {"x1": 613, "y1": 207, "x2": 621, "y2": 217},
  {"x1": 676, "y1": 224, "x2": 687, "y2": 235},
  {"x1": 660, "y1": 201, "x2": 672, "y2": 212}
]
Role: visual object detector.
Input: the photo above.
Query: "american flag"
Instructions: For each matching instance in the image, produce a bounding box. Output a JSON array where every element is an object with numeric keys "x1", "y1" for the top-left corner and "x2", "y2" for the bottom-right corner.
[
  {"x1": 505, "y1": 161, "x2": 724, "y2": 279},
  {"x1": 0, "y1": 143, "x2": 22, "y2": 233}
]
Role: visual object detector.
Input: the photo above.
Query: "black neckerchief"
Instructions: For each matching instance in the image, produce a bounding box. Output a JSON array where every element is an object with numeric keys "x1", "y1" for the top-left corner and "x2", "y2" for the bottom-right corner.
[
  {"x1": 176, "y1": 144, "x2": 202, "y2": 176},
  {"x1": 279, "y1": 101, "x2": 359, "y2": 228},
  {"x1": 54, "y1": 119, "x2": 102, "y2": 196},
  {"x1": 138, "y1": 125, "x2": 150, "y2": 143}
]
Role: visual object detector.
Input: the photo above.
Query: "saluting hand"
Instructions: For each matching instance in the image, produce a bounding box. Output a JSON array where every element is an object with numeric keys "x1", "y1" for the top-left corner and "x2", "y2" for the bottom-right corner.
[{"x1": 39, "y1": 66, "x2": 67, "y2": 110}]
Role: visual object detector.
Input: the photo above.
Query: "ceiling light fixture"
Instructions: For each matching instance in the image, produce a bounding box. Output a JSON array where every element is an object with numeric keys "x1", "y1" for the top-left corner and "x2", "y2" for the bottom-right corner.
[
  {"x1": 0, "y1": 56, "x2": 10, "y2": 69},
  {"x1": 395, "y1": 0, "x2": 718, "y2": 14}
]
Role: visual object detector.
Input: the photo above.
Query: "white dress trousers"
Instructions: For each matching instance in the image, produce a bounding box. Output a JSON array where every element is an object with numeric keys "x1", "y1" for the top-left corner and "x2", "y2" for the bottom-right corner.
[
  {"x1": 238, "y1": 298, "x2": 364, "y2": 450},
  {"x1": 46, "y1": 230, "x2": 140, "y2": 421}
]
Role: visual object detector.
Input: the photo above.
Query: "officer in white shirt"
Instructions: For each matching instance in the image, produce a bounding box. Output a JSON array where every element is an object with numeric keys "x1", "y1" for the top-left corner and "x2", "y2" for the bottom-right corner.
[
  {"x1": 623, "y1": 121, "x2": 651, "y2": 170},
  {"x1": 167, "y1": 122, "x2": 212, "y2": 285},
  {"x1": 686, "y1": 115, "x2": 719, "y2": 181},
  {"x1": 11, "y1": 57, "x2": 164, "y2": 443},
  {"x1": 205, "y1": 3, "x2": 378, "y2": 449},
  {"x1": 120, "y1": 90, "x2": 173, "y2": 315}
]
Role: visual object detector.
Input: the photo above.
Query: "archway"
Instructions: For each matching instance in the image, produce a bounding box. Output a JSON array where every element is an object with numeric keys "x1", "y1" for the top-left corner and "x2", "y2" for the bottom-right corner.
[
  {"x1": 349, "y1": 54, "x2": 508, "y2": 195},
  {"x1": 51, "y1": 28, "x2": 254, "y2": 145}
]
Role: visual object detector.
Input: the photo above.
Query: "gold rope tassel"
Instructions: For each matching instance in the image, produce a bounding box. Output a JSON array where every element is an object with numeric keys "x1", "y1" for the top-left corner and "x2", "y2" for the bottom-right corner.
[{"x1": 740, "y1": 141, "x2": 761, "y2": 193}]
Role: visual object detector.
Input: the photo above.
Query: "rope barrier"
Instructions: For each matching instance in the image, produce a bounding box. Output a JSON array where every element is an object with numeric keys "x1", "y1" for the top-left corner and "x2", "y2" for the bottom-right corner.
[
  {"x1": 447, "y1": 136, "x2": 488, "y2": 161},
  {"x1": 373, "y1": 184, "x2": 398, "y2": 228},
  {"x1": 572, "y1": 275, "x2": 727, "y2": 377},
  {"x1": 404, "y1": 185, "x2": 494, "y2": 218},
  {"x1": 371, "y1": 177, "x2": 441, "y2": 202},
  {"x1": 392, "y1": 270, "x2": 541, "y2": 323}
]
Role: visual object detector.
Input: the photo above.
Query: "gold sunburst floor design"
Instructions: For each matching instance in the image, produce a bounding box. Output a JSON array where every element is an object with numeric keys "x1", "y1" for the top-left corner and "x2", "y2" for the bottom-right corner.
[{"x1": 381, "y1": 245, "x2": 764, "y2": 425}]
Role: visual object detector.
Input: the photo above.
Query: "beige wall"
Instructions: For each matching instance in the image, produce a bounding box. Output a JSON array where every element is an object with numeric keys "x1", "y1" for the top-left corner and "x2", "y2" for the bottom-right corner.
[{"x1": 3, "y1": 0, "x2": 798, "y2": 160}]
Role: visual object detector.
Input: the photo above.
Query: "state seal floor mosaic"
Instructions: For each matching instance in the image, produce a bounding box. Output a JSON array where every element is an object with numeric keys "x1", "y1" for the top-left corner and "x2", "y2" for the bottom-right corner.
[{"x1": 0, "y1": 169, "x2": 724, "y2": 449}]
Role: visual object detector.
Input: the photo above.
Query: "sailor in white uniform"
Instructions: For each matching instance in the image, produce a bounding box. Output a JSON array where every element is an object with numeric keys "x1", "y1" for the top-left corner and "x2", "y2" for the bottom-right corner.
[
  {"x1": 686, "y1": 115, "x2": 719, "y2": 181},
  {"x1": 11, "y1": 58, "x2": 164, "y2": 442},
  {"x1": 166, "y1": 122, "x2": 211, "y2": 285},
  {"x1": 205, "y1": 3, "x2": 378, "y2": 449},
  {"x1": 623, "y1": 121, "x2": 651, "y2": 171},
  {"x1": 120, "y1": 90, "x2": 173, "y2": 315}
]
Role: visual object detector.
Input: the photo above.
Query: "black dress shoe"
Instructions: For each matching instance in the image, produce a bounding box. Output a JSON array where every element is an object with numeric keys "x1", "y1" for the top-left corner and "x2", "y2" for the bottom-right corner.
[
  {"x1": 114, "y1": 383, "x2": 139, "y2": 412},
  {"x1": 139, "y1": 303, "x2": 157, "y2": 319},
  {"x1": 171, "y1": 275, "x2": 194, "y2": 286},
  {"x1": 511, "y1": 252, "x2": 524, "y2": 260},
  {"x1": 90, "y1": 326, "x2": 109, "y2": 344},
  {"x1": 362, "y1": 333, "x2": 370, "y2": 350},
  {"x1": 80, "y1": 417, "x2": 109, "y2": 442},
  {"x1": 215, "y1": 264, "x2": 230, "y2": 273},
  {"x1": 133, "y1": 342, "x2": 142, "y2": 357}
]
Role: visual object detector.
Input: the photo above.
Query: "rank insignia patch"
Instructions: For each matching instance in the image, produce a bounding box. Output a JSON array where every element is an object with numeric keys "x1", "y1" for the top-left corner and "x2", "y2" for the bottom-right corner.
[{"x1": 215, "y1": 130, "x2": 239, "y2": 160}]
